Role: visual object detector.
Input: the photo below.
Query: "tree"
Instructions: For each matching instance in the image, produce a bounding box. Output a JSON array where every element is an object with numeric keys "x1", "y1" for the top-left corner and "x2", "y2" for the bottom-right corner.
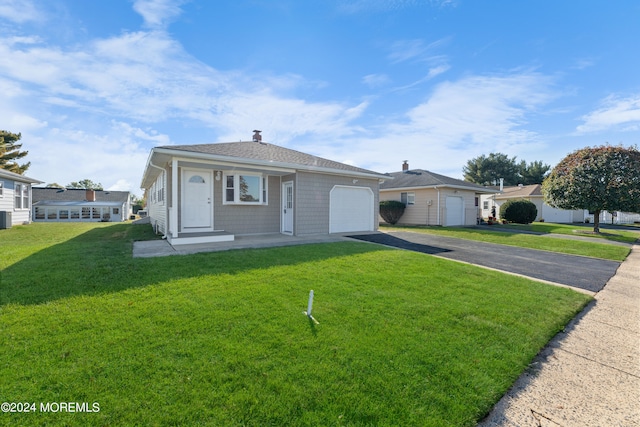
[
  {"x1": 46, "y1": 183, "x2": 64, "y2": 188},
  {"x1": 67, "y1": 179, "x2": 103, "y2": 190},
  {"x1": 463, "y1": 153, "x2": 519, "y2": 185},
  {"x1": 0, "y1": 130, "x2": 30, "y2": 174},
  {"x1": 518, "y1": 160, "x2": 551, "y2": 185},
  {"x1": 464, "y1": 152, "x2": 551, "y2": 186},
  {"x1": 542, "y1": 145, "x2": 640, "y2": 233}
]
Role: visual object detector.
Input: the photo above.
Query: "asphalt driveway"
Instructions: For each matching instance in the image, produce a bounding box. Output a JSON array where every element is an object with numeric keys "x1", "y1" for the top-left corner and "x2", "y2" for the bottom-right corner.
[{"x1": 347, "y1": 231, "x2": 620, "y2": 293}]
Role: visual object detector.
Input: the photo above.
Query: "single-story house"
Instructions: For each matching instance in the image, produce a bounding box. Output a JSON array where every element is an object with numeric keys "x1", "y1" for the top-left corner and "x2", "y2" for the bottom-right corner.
[
  {"x1": 379, "y1": 161, "x2": 497, "y2": 226},
  {"x1": 479, "y1": 184, "x2": 584, "y2": 223},
  {"x1": 0, "y1": 168, "x2": 43, "y2": 227},
  {"x1": 586, "y1": 210, "x2": 640, "y2": 225},
  {"x1": 32, "y1": 188, "x2": 132, "y2": 222},
  {"x1": 140, "y1": 131, "x2": 390, "y2": 246}
]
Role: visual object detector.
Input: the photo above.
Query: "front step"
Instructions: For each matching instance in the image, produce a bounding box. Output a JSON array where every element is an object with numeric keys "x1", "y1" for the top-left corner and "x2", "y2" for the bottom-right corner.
[{"x1": 169, "y1": 231, "x2": 235, "y2": 246}]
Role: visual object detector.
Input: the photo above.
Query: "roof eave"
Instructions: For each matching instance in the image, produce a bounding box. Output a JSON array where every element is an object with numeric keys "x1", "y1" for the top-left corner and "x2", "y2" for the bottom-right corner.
[
  {"x1": 141, "y1": 147, "x2": 390, "y2": 188},
  {"x1": 381, "y1": 184, "x2": 498, "y2": 193}
]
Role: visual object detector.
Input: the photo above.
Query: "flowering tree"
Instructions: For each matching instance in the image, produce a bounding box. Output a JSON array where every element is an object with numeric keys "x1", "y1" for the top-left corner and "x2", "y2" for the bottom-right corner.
[{"x1": 542, "y1": 145, "x2": 640, "y2": 232}]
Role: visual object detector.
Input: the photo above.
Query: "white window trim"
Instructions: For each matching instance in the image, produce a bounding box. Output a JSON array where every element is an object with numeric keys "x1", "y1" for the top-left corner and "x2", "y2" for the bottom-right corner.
[
  {"x1": 401, "y1": 191, "x2": 415, "y2": 206},
  {"x1": 156, "y1": 173, "x2": 165, "y2": 205},
  {"x1": 14, "y1": 183, "x2": 29, "y2": 210},
  {"x1": 223, "y1": 172, "x2": 268, "y2": 205}
]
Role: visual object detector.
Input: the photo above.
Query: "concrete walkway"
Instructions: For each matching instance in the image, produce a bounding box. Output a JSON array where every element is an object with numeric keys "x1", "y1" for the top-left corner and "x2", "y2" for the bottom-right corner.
[
  {"x1": 133, "y1": 233, "x2": 353, "y2": 258},
  {"x1": 478, "y1": 244, "x2": 640, "y2": 427}
]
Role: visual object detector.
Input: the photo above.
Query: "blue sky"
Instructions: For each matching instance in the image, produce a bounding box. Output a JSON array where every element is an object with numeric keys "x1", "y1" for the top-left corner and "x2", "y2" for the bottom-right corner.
[{"x1": 1, "y1": 0, "x2": 639, "y2": 196}]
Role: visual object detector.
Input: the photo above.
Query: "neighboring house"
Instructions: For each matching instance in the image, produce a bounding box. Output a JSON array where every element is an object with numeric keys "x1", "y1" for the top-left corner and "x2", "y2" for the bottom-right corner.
[
  {"x1": 379, "y1": 161, "x2": 497, "y2": 226},
  {"x1": 586, "y1": 210, "x2": 640, "y2": 225},
  {"x1": 140, "y1": 131, "x2": 390, "y2": 246},
  {"x1": 32, "y1": 188, "x2": 132, "y2": 222},
  {"x1": 0, "y1": 169, "x2": 43, "y2": 227},
  {"x1": 479, "y1": 184, "x2": 584, "y2": 223}
]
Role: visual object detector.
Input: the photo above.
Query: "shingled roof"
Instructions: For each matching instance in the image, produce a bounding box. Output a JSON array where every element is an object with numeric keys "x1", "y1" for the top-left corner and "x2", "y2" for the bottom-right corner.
[
  {"x1": 380, "y1": 169, "x2": 494, "y2": 192},
  {"x1": 494, "y1": 184, "x2": 542, "y2": 199},
  {"x1": 32, "y1": 187, "x2": 130, "y2": 203},
  {"x1": 155, "y1": 142, "x2": 387, "y2": 177}
]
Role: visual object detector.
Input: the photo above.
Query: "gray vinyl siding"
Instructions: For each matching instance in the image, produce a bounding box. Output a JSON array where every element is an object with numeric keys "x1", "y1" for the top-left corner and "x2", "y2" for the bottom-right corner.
[
  {"x1": 295, "y1": 172, "x2": 380, "y2": 235},
  {"x1": 213, "y1": 174, "x2": 281, "y2": 235},
  {"x1": 0, "y1": 180, "x2": 32, "y2": 225},
  {"x1": 148, "y1": 168, "x2": 167, "y2": 234},
  {"x1": 0, "y1": 179, "x2": 12, "y2": 214}
]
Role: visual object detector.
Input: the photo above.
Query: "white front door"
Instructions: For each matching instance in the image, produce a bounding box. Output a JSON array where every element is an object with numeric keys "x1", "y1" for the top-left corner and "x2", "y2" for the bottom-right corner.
[
  {"x1": 282, "y1": 181, "x2": 293, "y2": 234},
  {"x1": 182, "y1": 169, "x2": 213, "y2": 231}
]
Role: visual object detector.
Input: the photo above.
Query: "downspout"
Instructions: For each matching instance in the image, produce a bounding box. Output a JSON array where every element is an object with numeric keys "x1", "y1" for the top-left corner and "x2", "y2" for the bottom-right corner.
[
  {"x1": 436, "y1": 187, "x2": 441, "y2": 226},
  {"x1": 147, "y1": 160, "x2": 168, "y2": 239}
]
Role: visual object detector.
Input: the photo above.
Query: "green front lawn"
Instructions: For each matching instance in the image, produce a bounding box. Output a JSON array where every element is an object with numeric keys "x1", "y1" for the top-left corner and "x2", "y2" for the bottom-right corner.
[
  {"x1": 1, "y1": 223, "x2": 591, "y2": 426},
  {"x1": 383, "y1": 224, "x2": 632, "y2": 261},
  {"x1": 493, "y1": 222, "x2": 640, "y2": 244}
]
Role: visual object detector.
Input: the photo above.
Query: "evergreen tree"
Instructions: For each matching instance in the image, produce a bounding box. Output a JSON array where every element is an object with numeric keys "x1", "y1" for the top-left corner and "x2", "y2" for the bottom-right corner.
[
  {"x1": 0, "y1": 130, "x2": 30, "y2": 174},
  {"x1": 518, "y1": 160, "x2": 551, "y2": 185},
  {"x1": 67, "y1": 179, "x2": 104, "y2": 190}
]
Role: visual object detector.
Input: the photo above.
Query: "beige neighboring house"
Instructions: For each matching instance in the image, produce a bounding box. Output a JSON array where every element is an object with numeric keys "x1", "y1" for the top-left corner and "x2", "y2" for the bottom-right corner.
[
  {"x1": 379, "y1": 161, "x2": 497, "y2": 226},
  {"x1": 479, "y1": 184, "x2": 584, "y2": 223}
]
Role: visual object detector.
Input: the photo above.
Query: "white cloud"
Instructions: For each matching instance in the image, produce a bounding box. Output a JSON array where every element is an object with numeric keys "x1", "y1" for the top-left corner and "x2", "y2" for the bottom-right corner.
[
  {"x1": 311, "y1": 71, "x2": 557, "y2": 176},
  {"x1": 0, "y1": 0, "x2": 43, "y2": 23},
  {"x1": 576, "y1": 94, "x2": 640, "y2": 133},
  {"x1": 132, "y1": 0, "x2": 187, "y2": 30},
  {"x1": 362, "y1": 73, "x2": 390, "y2": 87},
  {"x1": 27, "y1": 124, "x2": 155, "y2": 194},
  {"x1": 388, "y1": 37, "x2": 451, "y2": 64}
]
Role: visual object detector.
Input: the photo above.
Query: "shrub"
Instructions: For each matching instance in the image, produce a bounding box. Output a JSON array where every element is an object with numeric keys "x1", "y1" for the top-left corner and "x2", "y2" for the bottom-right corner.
[
  {"x1": 499, "y1": 199, "x2": 537, "y2": 224},
  {"x1": 380, "y1": 200, "x2": 406, "y2": 225}
]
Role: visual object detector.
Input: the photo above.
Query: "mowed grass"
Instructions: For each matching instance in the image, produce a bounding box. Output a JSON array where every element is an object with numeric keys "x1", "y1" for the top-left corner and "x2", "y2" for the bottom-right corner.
[
  {"x1": 383, "y1": 224, "x2": 632, "y2": 261},
  {"x1": 1, "y1": 223, "x2": 591, "y2": 426},
  {"x1": 494, "y1": 222, "x2": 640, "y2": 244}
]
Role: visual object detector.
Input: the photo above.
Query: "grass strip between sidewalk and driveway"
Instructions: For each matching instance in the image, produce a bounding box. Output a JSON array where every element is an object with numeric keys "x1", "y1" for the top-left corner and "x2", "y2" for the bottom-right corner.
[
  {"x1": 1, "y1": 223, "x2": 591, "y2": 426},
  {"x1": 382, "y1": 224, "x2": 633, "y2": 262},
  {"x1": 490, "y1": 222, "x2": 639, "y2": 244}
]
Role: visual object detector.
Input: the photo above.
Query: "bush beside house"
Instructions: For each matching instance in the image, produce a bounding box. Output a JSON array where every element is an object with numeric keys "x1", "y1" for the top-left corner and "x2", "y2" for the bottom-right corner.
[
  {"x1": 499, "y1": 199, "x2": 538, "y2": 224},
  {"x1": 379, "y1": 200, "x2": 406, "y2": 225}
]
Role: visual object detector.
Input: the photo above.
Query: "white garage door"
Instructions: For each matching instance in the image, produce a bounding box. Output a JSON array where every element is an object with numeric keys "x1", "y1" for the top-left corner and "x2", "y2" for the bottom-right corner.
[
  {"x1": 445, "y1": 196, "x2": 464, "y2": 226},
  {"x1": 541, "y1": 205, "x2": 573, "y2": 223},
  {"x1": 329, "y1": 186, "x2": 374, "y2": 233}
]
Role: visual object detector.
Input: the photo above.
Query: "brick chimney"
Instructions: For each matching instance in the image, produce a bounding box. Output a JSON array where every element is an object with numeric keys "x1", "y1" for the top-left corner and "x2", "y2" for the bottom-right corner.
[
  {"x1": 252, "y1": 130, "x2": 262, "y2": 142},
  {"x1": 402, "y1": 160, "x2": 409, "y2": 171},
  {"x1": 86, "y1": 189, "x2": 96, "y2": 202}
]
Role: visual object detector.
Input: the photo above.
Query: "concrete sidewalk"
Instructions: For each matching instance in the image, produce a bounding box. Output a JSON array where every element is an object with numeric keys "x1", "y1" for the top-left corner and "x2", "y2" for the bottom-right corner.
[
  {"x1": 478, "y1": 244, "x2": 640, "y2": 427},
  {"x1": 133, "y1": 233, "x2": 353, "y2": 258}
]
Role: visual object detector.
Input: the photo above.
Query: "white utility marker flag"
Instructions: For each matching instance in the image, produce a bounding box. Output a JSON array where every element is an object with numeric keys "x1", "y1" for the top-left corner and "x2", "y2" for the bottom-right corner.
[{"x1": 304, "y1": 290, "x2": 319, "y2": 324}]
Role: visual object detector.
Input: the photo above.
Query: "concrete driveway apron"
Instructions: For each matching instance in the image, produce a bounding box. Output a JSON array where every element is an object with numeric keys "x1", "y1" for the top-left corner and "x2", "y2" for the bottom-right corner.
[{"x1": 348, "y1": 231, "x2": 621, "y2": 293}]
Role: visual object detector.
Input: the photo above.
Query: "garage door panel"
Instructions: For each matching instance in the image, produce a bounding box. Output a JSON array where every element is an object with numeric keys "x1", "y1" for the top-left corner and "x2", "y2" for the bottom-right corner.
[
  {"x1": 445, "y1": 196, "x2": 463, "y2": 226},
  {"x1": 330, "y1": 186, "x2": 374, "y2": 233}
]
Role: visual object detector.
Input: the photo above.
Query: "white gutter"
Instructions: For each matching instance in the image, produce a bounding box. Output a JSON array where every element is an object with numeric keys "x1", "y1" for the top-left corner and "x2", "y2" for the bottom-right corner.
[{"x1": 436, "y1": 188, "x2": 441, "y2": 226}]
